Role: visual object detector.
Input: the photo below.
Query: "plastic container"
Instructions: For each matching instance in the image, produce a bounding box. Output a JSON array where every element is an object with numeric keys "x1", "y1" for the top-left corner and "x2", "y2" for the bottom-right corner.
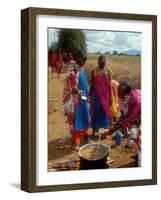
[{"x1": 115, "y1": 131, "x2": 123, "y2": 146}]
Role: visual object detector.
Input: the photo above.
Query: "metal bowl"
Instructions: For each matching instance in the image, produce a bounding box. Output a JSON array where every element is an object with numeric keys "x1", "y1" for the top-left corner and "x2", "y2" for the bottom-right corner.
[{"x1": 79, "y1": 143, "x2": 110, "y2": 170}]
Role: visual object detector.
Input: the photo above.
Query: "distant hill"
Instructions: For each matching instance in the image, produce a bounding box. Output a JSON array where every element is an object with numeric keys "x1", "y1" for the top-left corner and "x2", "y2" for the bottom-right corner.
[{"x1": 125, "y1": 49, "x2": 141, "y2": 56}]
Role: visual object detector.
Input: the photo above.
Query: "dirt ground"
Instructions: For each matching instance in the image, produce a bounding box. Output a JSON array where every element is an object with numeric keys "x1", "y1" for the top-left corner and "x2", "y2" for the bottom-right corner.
[{"x1": 48, "y1": 57, "x2": 140, "y2": 171}]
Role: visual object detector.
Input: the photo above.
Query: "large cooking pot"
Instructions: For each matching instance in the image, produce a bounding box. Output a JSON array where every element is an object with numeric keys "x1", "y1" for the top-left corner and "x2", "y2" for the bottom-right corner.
[{"x1": 79, "y1": 143, "x2": 110, "y2": 170}]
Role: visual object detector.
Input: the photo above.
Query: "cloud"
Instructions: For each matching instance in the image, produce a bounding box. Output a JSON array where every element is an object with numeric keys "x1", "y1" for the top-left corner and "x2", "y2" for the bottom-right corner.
[
  {"x1": 48, "y1": 29, "x2": 59, "y2": 46},
  {"x1": 113, "y1": 32, "x2": 128, "y2": 45},
  {"x1": 48, "y1": 28, "x2": 141, "y2": 53},
  {"x1": 84, "y1": 30, "x2": 141, "y2": 53}
]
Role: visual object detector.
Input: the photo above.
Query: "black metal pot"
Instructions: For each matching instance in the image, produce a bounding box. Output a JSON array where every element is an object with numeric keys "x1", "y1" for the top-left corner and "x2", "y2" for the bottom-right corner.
[{"x1": 79, "y1": 143, "x2": 110, "y2": 170}]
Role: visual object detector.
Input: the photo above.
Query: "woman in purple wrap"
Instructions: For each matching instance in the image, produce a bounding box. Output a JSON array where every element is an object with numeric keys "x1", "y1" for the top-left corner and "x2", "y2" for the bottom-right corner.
[
  {"x1": 118, "y1": 80, "x2": 141, "y2": 166},
  {"x1": 118, "y1": 80, "x2": 141, "y2": 130}
]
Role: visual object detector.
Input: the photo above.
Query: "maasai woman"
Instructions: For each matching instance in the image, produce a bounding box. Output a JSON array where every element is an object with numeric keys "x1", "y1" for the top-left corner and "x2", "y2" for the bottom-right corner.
[
  {"x1": 118, "y1": 80, "x2": 141, "y2": 130},
  {"x1": 118, "y1": 80, "x2": 141, "y2": 166},
  {"x1": 48, "y1": 50, "x2": 56, "y2": 75},
  {"x1": 67, "y1": 52, "x2": 74, "y2": 65},
  {"x1": 110, "y1": 79, "x2": 121, "y2": 122},
  {"x1": 89, "y1": 55, "x2": 111, "y2": 135},
  {"x1": 63, "y1": 50, "x2": 90, "y2": 150},
  {"x1": 55, "y1": 51, "x2": 64, "y2": 79}
]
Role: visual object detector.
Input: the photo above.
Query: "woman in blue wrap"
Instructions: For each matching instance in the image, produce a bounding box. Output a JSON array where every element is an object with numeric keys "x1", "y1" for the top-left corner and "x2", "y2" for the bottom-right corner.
[{"x1": 63, "y1": 50, "x2": 90, "y2": 150}]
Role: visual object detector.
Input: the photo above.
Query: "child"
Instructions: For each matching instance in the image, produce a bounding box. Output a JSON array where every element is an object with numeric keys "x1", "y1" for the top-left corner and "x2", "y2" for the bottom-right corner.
[{"x1": 63, "y1": 49, "x2": 90, "y2": 150}]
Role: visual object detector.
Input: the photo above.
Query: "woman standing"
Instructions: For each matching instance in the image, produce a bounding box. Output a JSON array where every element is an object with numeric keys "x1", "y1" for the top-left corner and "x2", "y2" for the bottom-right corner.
[
  {"x1": 55, "y1": 51, "x2": 64, "y2": 79},
  {"x1": 89, "y1": 55, "x2": 111, "y2": 135},
  {"x1": 63, "y1": 50, "x2": 90, "y2": 150}
]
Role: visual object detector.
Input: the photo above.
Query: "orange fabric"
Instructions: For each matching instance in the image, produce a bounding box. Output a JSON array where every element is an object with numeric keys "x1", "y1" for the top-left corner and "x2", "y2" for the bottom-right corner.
[
  {"x1": 71, "y1": 130, "x2": 88, "y2": 145},
  {"x1": 111, "y1": 80, "x2": 119, "y2": 99}
]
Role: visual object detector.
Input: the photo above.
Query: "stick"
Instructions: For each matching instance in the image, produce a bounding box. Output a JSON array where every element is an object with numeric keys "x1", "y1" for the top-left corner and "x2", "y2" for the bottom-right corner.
[{"x1": 106, "y1": 160, "x2": 114, "y2": 165}]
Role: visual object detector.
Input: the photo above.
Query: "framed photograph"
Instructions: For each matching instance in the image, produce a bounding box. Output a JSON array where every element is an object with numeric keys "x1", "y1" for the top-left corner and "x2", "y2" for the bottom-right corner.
[{"x1": 21, "y1": 7, "x2": 157, "y2": 192}]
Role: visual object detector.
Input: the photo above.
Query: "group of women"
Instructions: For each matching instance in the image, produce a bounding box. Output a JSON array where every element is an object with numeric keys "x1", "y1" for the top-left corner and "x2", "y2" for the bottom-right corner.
[
  {"x1": 48, "y1": 50, "x2": 74, "y2": 78},
  {"x1": 62, "y1": 49, "x2": 141, "y2": 165}
]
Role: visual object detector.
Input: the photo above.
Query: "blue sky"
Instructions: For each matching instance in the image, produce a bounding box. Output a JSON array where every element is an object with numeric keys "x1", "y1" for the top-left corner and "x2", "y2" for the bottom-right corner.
[{"x1": 48, "y1": 28, "x2": 141, "y2": 53}]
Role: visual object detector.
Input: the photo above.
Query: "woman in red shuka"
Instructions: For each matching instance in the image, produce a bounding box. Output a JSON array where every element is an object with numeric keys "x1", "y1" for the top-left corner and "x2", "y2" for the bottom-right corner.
[
  {"x1": 55, "y1": 51, "x2": 64, "y2": 79},
  {"x1": 48, "y1": 50, "x2": 56, "y2": 75}
]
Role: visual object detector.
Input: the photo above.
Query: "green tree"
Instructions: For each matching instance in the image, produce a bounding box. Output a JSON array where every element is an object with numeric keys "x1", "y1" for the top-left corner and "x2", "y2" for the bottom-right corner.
[
  {"x1": 119, "y1": 52, "x2": 124, "y2": 56},
  {"x1": 105, "y1": 51, "x2": 111, "y2": 55},
  {"x1": 112, "y1": 50, "x2": 118, "y2": 55},
  {"x1": 57, "y1": 29, "x2": 86, "y2": 56}
]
